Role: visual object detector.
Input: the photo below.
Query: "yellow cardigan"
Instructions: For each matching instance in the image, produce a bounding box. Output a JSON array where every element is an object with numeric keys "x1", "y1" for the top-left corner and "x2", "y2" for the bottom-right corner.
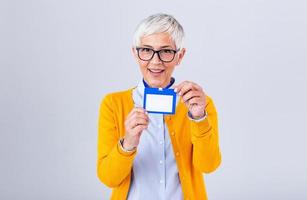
[{"x1": 97, "y1": 88, "x2": 221, "y2": 200}]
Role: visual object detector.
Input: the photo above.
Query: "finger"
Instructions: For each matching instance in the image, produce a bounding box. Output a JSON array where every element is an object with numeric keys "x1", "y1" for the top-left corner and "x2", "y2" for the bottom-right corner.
[
  {"x1": 129, "y1": 107, "x2": 147, "y2": 116},
  {"x1": 175, "y1": 81, "x2": 203, "y2": 94},
  {"x1": 126, "y1": 117, "x2": 147, "y2": 130},
  {"x1": 182, "y1": 90, "x2": 202, "y2": 103},
  {"x1": 134, "y1": 124, "x2": 148, "y2": 134},
  {"x1": 127, "y1": 125, "x2": 147, "y2": 137},
  {"x1": 133, "y1": 107, "x2": 147, "y2": 114},
  {"x1": 126, "y1": 109, "x2": 135, "y2": 120},
  {"x1": 126, "y1": 107, "x2": 148, "y2": 121},
  {"x1": 131, "y1": 107, "x2": 147, "y2": 117},
  {"x1": 187, "y1": 97, "x2": 205, "y2": 106},
  {"x1": 177, "y1": 82, "x2": 196, "y2": 96},
  {"x1": 191, "y1": 82, "x2": 202, "y2": 91},
  {"x1": 126, "y1": 112, "x2": 149, "y2": 131},
  {"x1": 131, "y1": 112, "x2": 149, "y2": 122},
  {"x1": 174, "y1": 81, "x2": 190, "y2": 93},
  {"x1": 131, "y1": 123, "x2": 148, "y2": 135},
  {"x1": 134, "y1": 117, "x2": 149, "y2": 126},
  {"x1": 129, "y1": 117, "x2": 149, "y2": 129}
]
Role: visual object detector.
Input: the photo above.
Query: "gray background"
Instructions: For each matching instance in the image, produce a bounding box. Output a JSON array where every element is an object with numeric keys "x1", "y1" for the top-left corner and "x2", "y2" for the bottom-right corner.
[{"x1": 1, "y1": 0, "x2": 307, "y2": 199}]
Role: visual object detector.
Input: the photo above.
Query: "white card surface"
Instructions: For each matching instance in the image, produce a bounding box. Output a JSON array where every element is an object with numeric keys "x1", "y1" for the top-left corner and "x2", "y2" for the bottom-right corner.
[{"x1": 146, "y1": 94, "x2": 174, "y2": 113}]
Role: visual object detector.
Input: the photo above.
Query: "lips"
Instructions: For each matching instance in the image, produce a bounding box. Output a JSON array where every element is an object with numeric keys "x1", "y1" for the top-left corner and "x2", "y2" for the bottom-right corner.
[{"x1": 148, "y1": 68, "x2": 165, "y2": 74}]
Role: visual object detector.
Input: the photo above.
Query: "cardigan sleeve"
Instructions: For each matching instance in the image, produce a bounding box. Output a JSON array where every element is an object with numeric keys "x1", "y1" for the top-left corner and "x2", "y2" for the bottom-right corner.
[
  {"x1": 190, "y1": 95, "x2": 222, "y2": 173},
  {"x1": 97, "y1": 94, "x2": 136, "y2": 188}
]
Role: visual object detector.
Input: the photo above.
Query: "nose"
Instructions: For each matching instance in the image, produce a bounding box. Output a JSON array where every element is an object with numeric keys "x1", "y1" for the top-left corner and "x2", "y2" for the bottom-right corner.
[{"x1": 151, "y1": 52, "x2": 162, "y2": 64}]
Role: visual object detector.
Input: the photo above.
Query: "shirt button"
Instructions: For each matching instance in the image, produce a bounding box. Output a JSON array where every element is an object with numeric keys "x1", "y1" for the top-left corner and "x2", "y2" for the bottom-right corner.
[
  {"x1": 176, "y1": 152, "x2": 180, "y2": 156},
  {"x1": 159, "y1": 141, "x2": 163, "y2": 145},
  {"x1": 158, "y1": 124, "x2": 162, "y2": 128},
  {"x1": 160, "y1": 179, "x2": 164, "y2": 184},
  {"x1": 171, "y1": 131, "x2": 175, "y2": 136},
  {"x1": 159, "y1": 160, "x2": 163, "y2": 164}
]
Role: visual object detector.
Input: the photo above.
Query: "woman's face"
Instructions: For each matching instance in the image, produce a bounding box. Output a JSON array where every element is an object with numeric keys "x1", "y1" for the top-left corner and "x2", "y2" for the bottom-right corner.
[{"x1": 133, "y1": 32, "x2": 185, "y2": 88}]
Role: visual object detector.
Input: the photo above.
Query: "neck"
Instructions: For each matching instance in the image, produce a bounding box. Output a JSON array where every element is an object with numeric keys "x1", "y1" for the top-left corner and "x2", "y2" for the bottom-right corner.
[{"x1": 143, "y1": 78, "x2": 175, "y2": 89}]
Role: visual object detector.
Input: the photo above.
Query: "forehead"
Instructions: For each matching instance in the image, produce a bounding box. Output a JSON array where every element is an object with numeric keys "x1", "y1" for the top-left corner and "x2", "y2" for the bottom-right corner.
[{"x1": 140, "y1": 32, "x2": 175, "y2": 48}]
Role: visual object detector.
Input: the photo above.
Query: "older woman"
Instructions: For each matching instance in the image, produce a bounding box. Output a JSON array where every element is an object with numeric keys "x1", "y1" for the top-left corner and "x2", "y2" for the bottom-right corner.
[{"x1": 97, "y1": 13, "x2": 221, "y2": 200}]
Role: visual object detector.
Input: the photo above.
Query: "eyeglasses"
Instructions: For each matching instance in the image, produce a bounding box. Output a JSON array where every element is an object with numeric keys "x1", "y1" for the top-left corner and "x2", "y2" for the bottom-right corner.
[{"x1": 136, "y1": 47, "x2": 179, "y2": 63}]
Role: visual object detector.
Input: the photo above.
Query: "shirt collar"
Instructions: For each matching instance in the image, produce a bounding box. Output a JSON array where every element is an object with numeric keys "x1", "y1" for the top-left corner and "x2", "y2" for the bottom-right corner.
[
  {"x1": 136, "y1": 77, "x2": 176, "y2": 96},
  {"x1": 142, "y1": 77, "x2": 175, "y2": 89}
]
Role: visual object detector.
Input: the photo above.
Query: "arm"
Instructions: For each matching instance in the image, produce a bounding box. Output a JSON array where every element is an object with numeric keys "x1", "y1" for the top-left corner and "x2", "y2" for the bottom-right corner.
[
  {"x1": 190, "y1": 96, "x2": 221, "y2": 173},
  {"x1": 97, "y1": 94, "x2": 136, "y2": 188},
  {"x1": 174, "y1": 81, "x2": 221, "y2": 173}
]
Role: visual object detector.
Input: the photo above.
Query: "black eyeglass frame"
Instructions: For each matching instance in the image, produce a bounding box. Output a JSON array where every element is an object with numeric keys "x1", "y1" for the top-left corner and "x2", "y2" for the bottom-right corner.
[{"x1": 135, "y1": 47, "x2": 180, "y2": 63}]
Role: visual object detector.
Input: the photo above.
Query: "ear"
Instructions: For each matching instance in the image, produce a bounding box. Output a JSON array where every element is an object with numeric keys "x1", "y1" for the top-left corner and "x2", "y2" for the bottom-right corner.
[
  {"x1": 132, "y1": 47, "x2": 139, "y2": 62},
  {"x1": 177, "y1": 48, "x2": 186, "y2": 65},
  {"x1": 131, "y1": 46, "x2": 136, "y2": 56}
]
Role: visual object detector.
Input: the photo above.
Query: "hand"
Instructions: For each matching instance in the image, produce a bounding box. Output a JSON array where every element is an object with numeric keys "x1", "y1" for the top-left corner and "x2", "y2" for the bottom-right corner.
[
  {"x1": 175, "y1": 81, "x2": 207, "y2": 119},
  {"x1": 123, "y1": 107, "x2": 149, "y2": 150}
]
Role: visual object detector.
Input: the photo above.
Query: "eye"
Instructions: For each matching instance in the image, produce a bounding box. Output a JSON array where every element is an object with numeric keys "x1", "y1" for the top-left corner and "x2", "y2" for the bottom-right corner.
[
  {"x1": 160, "y1": 49, "x2": 174, "y2": 54},
  {"x1": 140, "y1": 48, "x2": 152, "y2": 53}
]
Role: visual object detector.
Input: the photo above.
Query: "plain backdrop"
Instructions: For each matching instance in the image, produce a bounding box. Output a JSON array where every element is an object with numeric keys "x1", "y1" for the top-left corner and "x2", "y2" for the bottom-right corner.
[{"x1": 1, "y1": 0, "x2": 307, "y2": 199}]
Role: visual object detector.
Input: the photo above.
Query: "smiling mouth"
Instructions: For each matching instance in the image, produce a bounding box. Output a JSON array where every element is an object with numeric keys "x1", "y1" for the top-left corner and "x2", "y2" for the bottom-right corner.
[{"x1": 148, "y1": 69, "x2": 165, "y2": 74}]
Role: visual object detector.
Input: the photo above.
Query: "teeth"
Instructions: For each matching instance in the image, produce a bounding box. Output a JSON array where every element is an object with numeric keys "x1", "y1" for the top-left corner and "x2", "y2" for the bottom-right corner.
[{"x1": 149, "y1": 69, "x2": 164, "y2": 73}]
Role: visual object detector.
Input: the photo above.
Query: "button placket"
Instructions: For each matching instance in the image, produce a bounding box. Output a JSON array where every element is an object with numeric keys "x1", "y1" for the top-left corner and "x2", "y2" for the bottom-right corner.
[{"x1": 159, "y1": 115, "x2": 166, "y2": 190}]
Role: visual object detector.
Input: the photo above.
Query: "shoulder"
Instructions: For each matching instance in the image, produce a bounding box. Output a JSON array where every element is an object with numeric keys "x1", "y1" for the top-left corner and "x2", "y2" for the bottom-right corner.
[{"x1": 101, "y1": 87, "x2": 136, "y2": 105}]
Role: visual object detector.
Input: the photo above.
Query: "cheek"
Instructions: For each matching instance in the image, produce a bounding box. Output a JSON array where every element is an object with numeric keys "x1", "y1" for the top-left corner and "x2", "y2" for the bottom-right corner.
[
  {"x1": 139, "y1": 61, "x2": 149, "y2": 72},
  {"x1": 139, "y1": 59, "x2": 149, "y2": 66},
  {"x1": 164, "y1": 63, "x2": 176, "y2": 73}
]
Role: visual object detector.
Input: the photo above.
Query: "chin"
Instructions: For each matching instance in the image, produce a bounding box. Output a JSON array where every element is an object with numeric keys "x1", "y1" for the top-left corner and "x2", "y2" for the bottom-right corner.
[{"x1": 148, "y1": 80, "x2": 166, "y2": 88}]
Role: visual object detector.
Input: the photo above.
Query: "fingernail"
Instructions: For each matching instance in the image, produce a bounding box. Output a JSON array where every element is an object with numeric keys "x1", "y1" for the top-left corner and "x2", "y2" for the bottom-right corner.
[{"x1": 174, "y1": 88, "x2": 178, "y2": 92}]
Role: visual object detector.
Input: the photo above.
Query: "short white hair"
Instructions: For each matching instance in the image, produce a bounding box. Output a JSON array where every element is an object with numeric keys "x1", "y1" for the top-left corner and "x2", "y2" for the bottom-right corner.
[{"x1": 133, "y1": 13, "x2": 185, "y2": 49}]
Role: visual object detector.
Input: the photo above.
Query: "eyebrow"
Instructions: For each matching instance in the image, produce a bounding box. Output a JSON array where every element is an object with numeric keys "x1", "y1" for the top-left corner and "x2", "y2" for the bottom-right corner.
[{"x1": 142, "y1": 45, "x2": 173, "y2": 49}]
